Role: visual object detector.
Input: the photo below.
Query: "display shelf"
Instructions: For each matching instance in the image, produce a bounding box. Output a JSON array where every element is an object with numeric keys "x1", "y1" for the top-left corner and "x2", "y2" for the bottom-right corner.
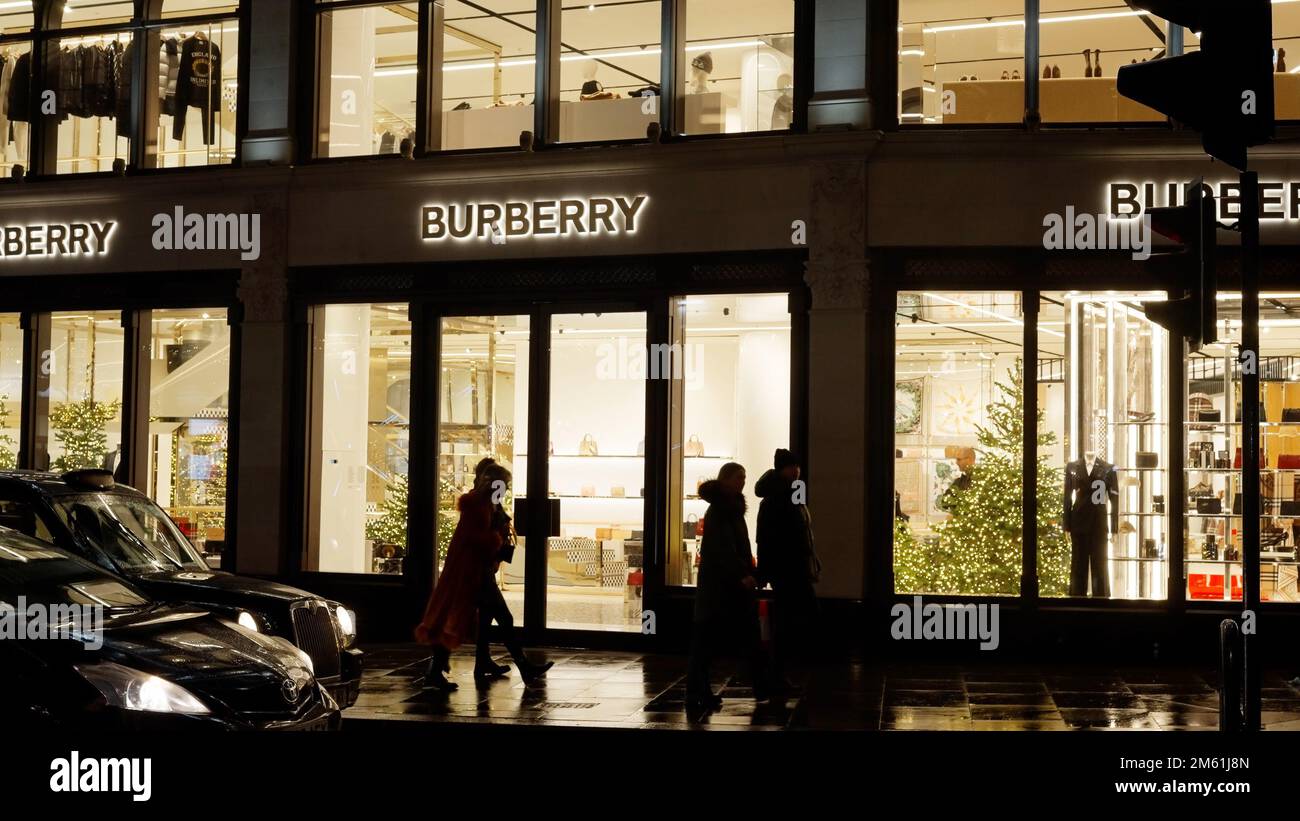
[
  {"x1": 1185, "y1": 558, "x2": 1297, "y2": 565},
  {"x1": 521, "y1": 454, "x2": 731, "y2": 459},
  {"x1": 1112, "y1": 420, "x2": 1167, "y2": 426},
  {"x1": 1184, "y1": 421, "x2": 1300, "y2": 429},
  {"x1": 550, "y1": 494, "x2": 645, "y2": 500},
  {"x1": 1113, "y1": 467, "x2": 1164, "y2": 472},
  {"x1": 1185, "y1": 467, "x2": 1300, "y2": 473},
  {"x1": 1109, "y1": 556, "x2": 1166, "y2": 563}
]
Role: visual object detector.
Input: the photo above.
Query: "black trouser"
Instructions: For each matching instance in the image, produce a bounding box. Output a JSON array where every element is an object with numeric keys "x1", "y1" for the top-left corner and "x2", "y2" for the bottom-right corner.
[
  {"x1": 770, "y1": 580, "x2": 818, "y2": 675},
  {"x1": 687, "y1": 600, "x2": 768, "y2": 699},
  {"x1": 1068, "y1": 528, "x2": 1109, "y2": 597},
  {"x1": 477, "y1": 571, "x2": 525, "y2": 665}
]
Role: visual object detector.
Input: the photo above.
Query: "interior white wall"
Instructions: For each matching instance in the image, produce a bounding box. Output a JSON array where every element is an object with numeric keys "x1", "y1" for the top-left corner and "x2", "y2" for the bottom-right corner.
[{"x1": 317, "y1": 304, "x2": 370, "y2": 573}]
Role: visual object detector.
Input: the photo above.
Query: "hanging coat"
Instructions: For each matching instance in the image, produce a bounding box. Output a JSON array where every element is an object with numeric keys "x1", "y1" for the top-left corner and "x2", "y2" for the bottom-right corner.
[
  {"x1": 414, "y1": 490, "x2": 502, "y2": 649},
  {"x1": 173, "y1": 34, "x2": 221, "y2": 144}
]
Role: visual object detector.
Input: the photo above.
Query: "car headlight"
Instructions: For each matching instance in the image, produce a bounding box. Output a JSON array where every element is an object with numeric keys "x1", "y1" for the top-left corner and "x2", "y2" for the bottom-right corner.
[
  {"x1": 237, "y1": 611, "x2": 260, "y2": 632},
  {"x1": 74, "y1": 661, "x2": 210, "y2": 715},
  {"x1": 335, "y1": 606, "x2": 356, "y2": 648}
]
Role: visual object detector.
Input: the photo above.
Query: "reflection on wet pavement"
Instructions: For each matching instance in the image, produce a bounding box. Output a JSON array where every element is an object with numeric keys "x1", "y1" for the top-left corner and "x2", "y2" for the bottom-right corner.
[{"x1": 350, "y1": 645, "x2": 1300, "y2": 731}]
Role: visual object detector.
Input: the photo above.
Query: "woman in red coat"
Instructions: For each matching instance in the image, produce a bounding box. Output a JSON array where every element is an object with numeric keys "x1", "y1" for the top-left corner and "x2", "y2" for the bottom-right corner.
[{"x1": 415, "y1": 459, "x2": 551, "y2": 690}]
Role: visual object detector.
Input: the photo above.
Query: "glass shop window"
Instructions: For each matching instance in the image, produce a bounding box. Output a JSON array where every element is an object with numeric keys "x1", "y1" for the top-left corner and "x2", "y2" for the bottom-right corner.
[
  {"x1": 146, "y1": 309, "x2": 230, "y2": 570},
  {"x1": 305, "y1": 304, "x2": 412, "y2": 575},
  {"x1": 1186, "y1": 293, "x2": 1300, "y2": 605},
  {"x1": 44, "y1": 311, "x2": 125, "y2": 473},
  {"x1": 0, "y1": 40, "x2": 32, "y2": 177},
  {"x1": 898, "y1": 0, "x2": 1025, "y2": 125},
  {"x1": 893, "y1": 291, "x2": 1024, "y2": 596},
  {"x1": 0, "y1": 313, "x2": 21, "y2": 470},
  {"x1": 558, "y1": 0, "x2": 661, "y2": 142},
  {"x1": 438, "y1": 1, "x2": 536, "y2": 151},
  {"x1": 666, "y1": 293, "x2": 792, "y2": 588},
  {"x1": 1037, "y1": 1, "x2": 1165, "y2": 124},
  {"x1": 49, "y1": 31, "x2": 134, "y2": 174},
  {"x1": 1038, "y1": 292, "x2": 1170, "y2": 601},
  {"x1": 316, "y1": 2, "x2": 419, "y2": 158},
  {"x1": 1276, "y1": 0, "x2": 1300, "y2": 121},
  {"x1": 154, "y1": 19, "x2": 240, "y2": 167},
  {"x1": 681, "y1": 0, "x2": 795, "y2": 134},
  {"x1": 54, "y1": 2, "x2": 134, "y2": 29}
]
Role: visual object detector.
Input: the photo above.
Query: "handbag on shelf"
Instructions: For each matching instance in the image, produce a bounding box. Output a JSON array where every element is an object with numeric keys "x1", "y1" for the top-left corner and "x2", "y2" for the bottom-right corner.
[
  {"x1": 1202, "y1": 535, "x2": 1219, "y2": 560},
  {"x1": 684, "y1": 434, "x2": 705, "y2": 458},
  {"x1": 1140, "y1": 538, "x2": 1159, "y2": 559},
  {"x1": 579, "y1": 434, "x2": 599, "y2": 457},
  {"x1": 580, "y1": 484, "x2": 596, "y2": 497},
  {"x1": 1236, "y1": 401, "x2": 1268, "y2": 423},
  {"x1": 1196, "y1": 498, "x2": 1222, "y2": 515},
  {"x1": 1282, "y1": 501, "x2": 1300, "y2": 516},
  {"x1": 683, "y1": 513, "x2": 699, "y2": 539},
  {"x1": 1189, "y1": 442, "x2": 1215, "y2": 469},
  {"x1": 1283, "y1": 408, "x2": 1300, "y2": 423},
  {"x1": 1153, "y1": 495, "x2": 1165, "y2": 514},
  {"x1": 1279, "y1": 454, "x2": 1300, "y2": 470},
  {"x1": 1136, "y1": 451, "x2": 1158, "y2": 468},
  {"x1": 1234, "y1": 448, "x2": 1266, "y2": 469},
  {"x1": 1224, "y1": 545, "x2": 1241, "y2": 562},
  {"x1": 610, "y1": 486, "x2": 626, "y2": 498}
]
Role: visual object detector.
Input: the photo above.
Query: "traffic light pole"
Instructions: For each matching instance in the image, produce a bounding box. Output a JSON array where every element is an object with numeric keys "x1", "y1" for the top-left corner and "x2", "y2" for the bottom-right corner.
[{"x1": 1240, "y1": 170, "x2": 1262, "y2": 731}]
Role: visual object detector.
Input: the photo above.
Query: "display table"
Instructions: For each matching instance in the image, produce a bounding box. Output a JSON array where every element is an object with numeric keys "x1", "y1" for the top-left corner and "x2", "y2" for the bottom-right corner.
[
  {"x1": 943, "y1": 79, "x2": 1023, "y2": 124},
  {"x1": 1277, "y1": 72, "x2": 1300, "y2": 120},
  {"x1": 1042, "y1": 77, "x2": 1163, "y2": 123},
  {"x1": 438, "y1": 93, "x2": 724, "y2": 146}
]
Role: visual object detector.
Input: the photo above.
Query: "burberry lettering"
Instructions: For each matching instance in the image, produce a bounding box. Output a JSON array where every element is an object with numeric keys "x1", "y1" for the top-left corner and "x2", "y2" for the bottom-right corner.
[
  {"x1": 0, "y1": 221, "x2": 114, "y2": 259},
  {"x1": 421, "y1": 195, "x2": 649, "y2": 242}
]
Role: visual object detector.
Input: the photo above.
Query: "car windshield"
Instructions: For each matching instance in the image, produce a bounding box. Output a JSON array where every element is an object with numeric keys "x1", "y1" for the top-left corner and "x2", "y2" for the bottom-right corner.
[
  {"x1": 52, "y1": 493, "x2": 208, "y2": 573},
  {"x1": 0, "y1": 538, "x2": 149, "y2": 611}
]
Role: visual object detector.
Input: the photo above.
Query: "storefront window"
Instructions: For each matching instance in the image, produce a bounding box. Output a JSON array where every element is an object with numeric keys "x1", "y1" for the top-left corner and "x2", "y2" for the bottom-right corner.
[
  {"x1": 898, "y1": 1, "x2": 1025, "y2": 125},
  {"x1": 667, "y1": 293, "x2": 791, "y2": 587},
  {"x1": 306, "y1": 304, "x2": 412, "y2": 574},
  {"x1": 0, "y1": 314, "x2": 21, "y2": 470},
  {"x1": 161, "y1": 1, "x2": 240, "y2": 17},
  {"x1": 893, "y1": 291, "x2": 1024, "y2": 595},
  {"x1": 1038, "y1": 1, "x2": 1164, "y2": 124},
  {"x1": 50, "y1": 31, "x2": 134, "y2": 174},
  {"x1": 439, "y1": 1, "x2": 536, "y2": 151},
  {"x1": 546, "y1": 312, "x2": 646, "y2": 631},
  {"x1": 0, "y1": 41, "x2": 31, "y2": 177},
  {"x1": 57, "y1": 2, "x2": 134, "y2": 29},
  {"x1": 1277, "y1": 0, "x2": 1300, "y2": 121},
  {"x1": 438, "y1": 315, "x2": 529, "y2": 625},
  {"x1": 558, "y1": 0, "x2": 660, "y2": 142},
  {"x1": 45, "y1": 311, "x2": 124, "y2": 473},
  {"x1": 316, "y1": 2, "x2": 418, "y2": 158},
  {"x1": 682, "y1": 0, "x2": 795, "y2": 134},
  {"x1": 146, "y1": 309, "x2": 230, "y2": 569},
  {"x1": 1186, "y1": 293, "x2": 1300, "y2": 604},
  {"x1": 1039, "y1": 292, "x2": 1170, "y2": 601},
  {"x1": 155, "y1": 19, "x2": 239, "y2": 167}
]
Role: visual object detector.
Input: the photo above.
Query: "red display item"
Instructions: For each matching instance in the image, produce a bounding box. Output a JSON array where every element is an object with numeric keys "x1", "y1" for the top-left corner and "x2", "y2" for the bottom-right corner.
[
  {"x1": 1189, "y1": 573, "x2": 1224, "y2": 600},
  {"x1": 1279, "y1": 454, "x2": 1300, "y2": 470},
  {"x1": 1234, "y1": 448, "x2": 1266, "y2": 469}
]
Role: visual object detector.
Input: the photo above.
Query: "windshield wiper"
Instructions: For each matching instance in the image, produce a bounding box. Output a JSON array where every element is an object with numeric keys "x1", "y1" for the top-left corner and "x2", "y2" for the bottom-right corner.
[{"x1": 102, "y1": 517, "x2": 185, "y2": 570}]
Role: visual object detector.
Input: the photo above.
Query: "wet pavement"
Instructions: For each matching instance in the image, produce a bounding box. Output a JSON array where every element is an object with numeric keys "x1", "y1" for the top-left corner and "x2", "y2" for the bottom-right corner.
[{"x1": 349, "y1": 644, "x2": 1300, "y2": 731}]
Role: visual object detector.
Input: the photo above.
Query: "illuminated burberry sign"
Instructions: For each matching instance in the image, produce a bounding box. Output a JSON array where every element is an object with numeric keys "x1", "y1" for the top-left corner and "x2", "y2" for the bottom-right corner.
[
  {"x1": 1107, "y1": 180, "x2": 1300, "y2": 221},
  {"x1": 421, "y1": 195, "x2": 649, "y2": 242},
  {"x1": 0, "y1": 221, "x2": 115, "y2": 259}
]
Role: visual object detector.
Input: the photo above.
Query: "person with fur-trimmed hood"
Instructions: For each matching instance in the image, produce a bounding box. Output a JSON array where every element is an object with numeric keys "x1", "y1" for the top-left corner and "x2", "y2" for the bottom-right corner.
[{"x1": 686, "y1": 462, "x2": 769, "y2": 713}]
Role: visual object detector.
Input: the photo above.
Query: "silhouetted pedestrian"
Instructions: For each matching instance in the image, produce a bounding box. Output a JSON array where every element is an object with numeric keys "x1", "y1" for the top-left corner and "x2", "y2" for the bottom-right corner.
[
  {"x1": 755, "y1": 449, "x2": 820, "y2": 689},
  {"x1": 687, "y1": 462, "x2": 768, "y2": 713},
  {"x1": 415, "y1": 459, "x2": 551, "y2": 690}
]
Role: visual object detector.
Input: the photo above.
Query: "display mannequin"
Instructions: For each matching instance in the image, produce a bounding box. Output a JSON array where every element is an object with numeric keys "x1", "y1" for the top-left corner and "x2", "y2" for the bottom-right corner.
[
  {"x1": 1062, "y1": 449, "x2": 1118, "y2": 597},
  {"x1": 688, "y1": 52, "x2": 713, "y2": 95}
]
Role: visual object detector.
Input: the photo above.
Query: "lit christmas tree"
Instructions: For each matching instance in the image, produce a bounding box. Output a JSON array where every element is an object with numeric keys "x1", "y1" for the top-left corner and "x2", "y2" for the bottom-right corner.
[
  {"x1": 0, "y1": 395, "x2": 16, "y2": 469},
  {"x1": 894, "y1": 363, "x2": 1070, "y2": 596},
  {"x1": 366, "y1": 472, "x2": 410, "y2": 549},
  {"x1": 50, "y1": 398, "x2": 122, "y2": 473}
]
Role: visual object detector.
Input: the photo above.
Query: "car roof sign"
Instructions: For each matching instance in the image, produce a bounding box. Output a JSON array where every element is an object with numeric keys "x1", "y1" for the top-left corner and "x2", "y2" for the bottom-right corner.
[{"x1": 60, "y1": 469, "x2": 116, "y2": 490}]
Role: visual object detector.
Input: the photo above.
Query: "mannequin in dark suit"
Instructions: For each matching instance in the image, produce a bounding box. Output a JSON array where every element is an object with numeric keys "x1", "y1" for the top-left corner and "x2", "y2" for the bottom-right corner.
[{"x1": 1062, "y1": 453, "x2": 1119, "y2": 597}]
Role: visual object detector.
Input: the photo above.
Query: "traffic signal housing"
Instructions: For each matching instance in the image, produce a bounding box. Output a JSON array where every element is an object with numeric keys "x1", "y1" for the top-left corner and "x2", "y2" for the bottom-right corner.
[
  {"x1": 1142, "y1": 180, "x2": 1217, "y2": 351},
  {"x1": 1117, "y1": 0, "x2": 1274, "y2": 171}
]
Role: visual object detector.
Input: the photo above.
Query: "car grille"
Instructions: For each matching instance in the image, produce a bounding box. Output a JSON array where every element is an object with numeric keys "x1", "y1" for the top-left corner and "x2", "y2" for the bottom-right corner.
[{"x1": 291, "y1": 601, "x2": 342, "y2": 679}]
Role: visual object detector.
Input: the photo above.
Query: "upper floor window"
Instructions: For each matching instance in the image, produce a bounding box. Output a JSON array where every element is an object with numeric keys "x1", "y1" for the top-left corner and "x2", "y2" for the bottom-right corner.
[
  {"x1": 313, "y1": 0, "x2": 800, "y2": 158},
  {"x1": 31, "y1": 0, "x2": 239, "y2": 175}
]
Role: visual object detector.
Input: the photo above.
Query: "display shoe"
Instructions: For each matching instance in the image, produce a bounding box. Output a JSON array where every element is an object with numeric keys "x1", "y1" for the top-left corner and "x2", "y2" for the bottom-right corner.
[
  {"x1": 1094, "y1": 49, "x2": 1103, "y2": 77},
  {"x1": 1001, "y1": 70, "x2": 1010, "y2": 80},
  {"x1": 1051, "y1": 65, "x2": 1061, "y2": 79},
  {"x1": 960, "y1": 75, "x2": 970, "y2": 81},
  {"x1": 1012, "y1": 70, "x2": 1021, "y2": 80},
  {"x1": 1083, "y1": 49, "x2": 1093, "y2": 78},
  {"x1": 1279, "y1": 48, "x2": 1288, "y2": 73},
  {"x1": 1043, "y1": 65, "x2": 1052, "y2": 79}
]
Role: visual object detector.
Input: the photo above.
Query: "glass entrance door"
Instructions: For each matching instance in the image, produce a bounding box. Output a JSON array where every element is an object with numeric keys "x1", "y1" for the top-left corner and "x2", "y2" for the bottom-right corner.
[
  {"x1": 436, "y1": 315, "x2": 530, "y2": 626},
  {"x1": 545, "y1": 312, "x2": 647, "y2": 632}
]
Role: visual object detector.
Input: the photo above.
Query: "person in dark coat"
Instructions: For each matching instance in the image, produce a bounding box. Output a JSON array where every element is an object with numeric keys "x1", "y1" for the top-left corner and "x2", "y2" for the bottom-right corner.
[
  {"x1": 686, "y1": 462, "x2": 768, "y2": 713},
  {"x1": 415, "y1": 459, "x2": 550, "y2": 690},
  {"x1": 755, "y1": 449, "x2": 820, "y2": 687}
]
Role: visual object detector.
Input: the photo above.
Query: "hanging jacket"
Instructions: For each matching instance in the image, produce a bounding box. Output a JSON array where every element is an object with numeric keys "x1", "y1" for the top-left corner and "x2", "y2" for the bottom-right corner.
[
  {"x1": 160, "y1": 37, "x2": 180, "y2": 116},
  {"x1": 113, "y1": 40, "x2": 133, "y2": 137},
  {"x1": 0, "y1": 55, "x2": 12, "y2": 143},
  {"x1": 7, "y1": 52, "x2": 29, "y2": 123},
  {"x1": 57, "y1": 47, "x2": 83, "y2": 117},
  {"x1": 83, "y1": 43, "x2": 116, "y2": 118},
  {"x1": 172, "y1": 34, "x2": 220, "y2": 144}
]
